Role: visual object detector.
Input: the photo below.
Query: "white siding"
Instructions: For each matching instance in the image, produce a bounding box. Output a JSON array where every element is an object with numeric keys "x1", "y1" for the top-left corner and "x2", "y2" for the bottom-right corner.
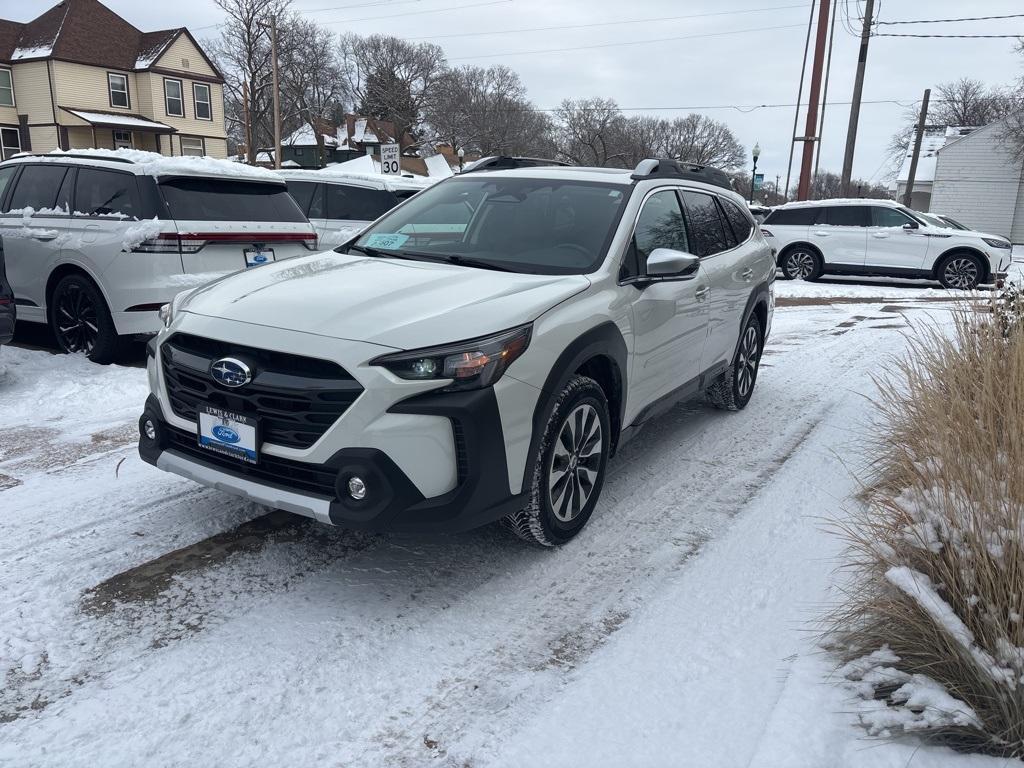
[{"x1": 931, "y1": 121, "x2": 1022, "y2": 239}]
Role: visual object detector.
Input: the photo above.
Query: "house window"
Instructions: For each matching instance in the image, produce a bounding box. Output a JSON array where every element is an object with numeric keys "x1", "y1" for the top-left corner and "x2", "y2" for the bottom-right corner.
[
  {"x1": 0, "y1": 127, "x2": 21, "y2": 160},
  {"x1": 180, "y1": 136, "x2": 204, "y2": 156},
  {"x1": 294, "y1": 147, "x2": 304, "y2": 156},
  {"x1": 0, "y1": 69, "x2": 14, "y2": 107},
  {"x1": 193, "y1": 83, "x2": 212, "y2": 121},
  {"x1": 107, "y1": 73, "x2": 129, "y2": 109},
  {"x1": 164, "y1": 78, "x2": 184, "y2": 117},
  {"x1": 113, "y1": 130, "x2": 133, "y2": 149}
]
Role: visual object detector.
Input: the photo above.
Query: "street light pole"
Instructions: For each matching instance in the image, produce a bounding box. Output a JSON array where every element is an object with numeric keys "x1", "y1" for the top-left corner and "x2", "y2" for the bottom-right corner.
[{"x1": 749, "y1": 142, "x2": 761, "y2": 204}]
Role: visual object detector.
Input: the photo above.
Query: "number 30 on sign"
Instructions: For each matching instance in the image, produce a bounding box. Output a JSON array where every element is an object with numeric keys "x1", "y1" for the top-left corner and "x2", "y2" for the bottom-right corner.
[{"x1": 381, "y1": 143, "x2": 400, "y2": 175}]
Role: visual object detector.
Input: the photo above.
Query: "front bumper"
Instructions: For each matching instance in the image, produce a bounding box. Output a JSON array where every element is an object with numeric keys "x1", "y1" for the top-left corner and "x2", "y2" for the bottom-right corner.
[{"x1": 139, "y1": 384, "x2": 528, "y2": 533}]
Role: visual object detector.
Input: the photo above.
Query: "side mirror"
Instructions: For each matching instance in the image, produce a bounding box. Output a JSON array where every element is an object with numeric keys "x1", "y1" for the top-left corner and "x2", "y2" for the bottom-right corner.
[
  {"x1": 902, "y1": 221, "x2": 919, "y2": 230},
  {"x1": 646, "y1": 248, "x2": 700, "y2": 279}
]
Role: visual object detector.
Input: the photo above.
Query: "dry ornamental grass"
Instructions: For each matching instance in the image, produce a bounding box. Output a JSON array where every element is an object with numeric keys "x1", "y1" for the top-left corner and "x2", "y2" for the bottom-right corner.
[{"x1": 833, "y1": 284, "x2": 1024, "y2": 758}]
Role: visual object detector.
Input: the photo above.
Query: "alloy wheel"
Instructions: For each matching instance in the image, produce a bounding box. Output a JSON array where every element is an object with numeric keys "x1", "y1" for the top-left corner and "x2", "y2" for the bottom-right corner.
[
  {"x1": 785, "y1": 251, "x2": 816, "y2": 280},
  {"x1": 548, "y1": 403, "x2": 603, "y2": 523},
  {"x1": 55, "y1": 284, "x2": 99, "y2": 354},
  {"x1": 736, "y1": 323, "x2": 760, "y2": 399},
  {"x1": 943, "y1": 257, "x2": 979, "y2": 290}
]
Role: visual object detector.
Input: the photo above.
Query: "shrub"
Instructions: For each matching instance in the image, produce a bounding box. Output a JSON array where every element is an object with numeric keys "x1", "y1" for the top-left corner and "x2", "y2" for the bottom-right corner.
[{"x1": 833, "y1": 286, "x2": 1024, "y2": 757}]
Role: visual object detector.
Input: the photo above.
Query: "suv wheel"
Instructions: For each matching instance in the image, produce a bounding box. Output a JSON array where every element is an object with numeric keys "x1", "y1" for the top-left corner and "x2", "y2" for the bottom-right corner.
[
  {"x1": 707, "y1": 313, "x2": 763, "y2": 411},
  {"x1": 780, "y1": 247, "x2": 822, "y2": 281},
  {"x1": 503, "y1": 375, "x2": 610, "y2": 546},
  {"x1": 937, "y1": 252, "x2": 983, "y2": 290},
  {"x1": 50, "y1": 274, "x2": 122, "y2": 364}
]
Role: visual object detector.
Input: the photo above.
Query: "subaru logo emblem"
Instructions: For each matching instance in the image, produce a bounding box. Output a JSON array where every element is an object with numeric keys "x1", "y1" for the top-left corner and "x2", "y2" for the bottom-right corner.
[
  {"x1": 211, "y1": 425, "x2": 241, "y2": 443},
  {"x1": 210, "y1": 357, "x2": 252, "y2": 388}
]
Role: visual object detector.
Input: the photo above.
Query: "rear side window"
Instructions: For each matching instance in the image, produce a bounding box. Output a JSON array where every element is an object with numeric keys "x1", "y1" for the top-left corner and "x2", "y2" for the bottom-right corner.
[
  {"x1": 6, "y1": 165, "x2": 68, "y2": 212},
  {"x1": 0, "y1": 165, "x2": 17, "y2": 206},
  {"x1": 720, "y1": 198, "x2": 753, "y2": 242},
  {"x1": 286, "y1": 181, "x2": 318, "y2": 215},
  {"x1": 75, "y1": 168, "x2": 140, "y2": 217},
  {"x1": 763, "y1": 207, "x2": 819, "y2": 226},
  {"x1": 824, "y1": 206, "x2": 869, "y2": 226},
  {"x1": 325, "y1": 184, "x2": 398, "y2": 221},
  {"x1": 681, "y1": 190, "x2": 730, "y2": 257},
  {"x1": 158, "y1": 178, "x2": 306, "y2": 222}
]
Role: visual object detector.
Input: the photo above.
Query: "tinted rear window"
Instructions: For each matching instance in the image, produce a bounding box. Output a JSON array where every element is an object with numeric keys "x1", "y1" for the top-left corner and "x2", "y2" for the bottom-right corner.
[
  {"x1": 721, "y1": 198, "x2": 753, "y2": 242},
  {"x1": 680, "y1": 190, "x2": 730, "y2": 257},
  {"x1": 158, "y1": 178, "x2": 306, "y2": 222},
  {"x1": 285, "y1": 181, "x2": 319, "y2": 216},
  {"x1": 763, "y1": 207, "x2": 820, "y2": 226},
  {"x1": 75, "y1": 168, "x2": 140, "y2": 217},
  {"x1": 325, "y1": 184, "x2": 398, "y2": 221},
  {"x1": 825, "y1": 206, "x2": 869, "y2": 226},
  {"x1": 7, "y1": 165, "x2": 68, "y2": 212}
]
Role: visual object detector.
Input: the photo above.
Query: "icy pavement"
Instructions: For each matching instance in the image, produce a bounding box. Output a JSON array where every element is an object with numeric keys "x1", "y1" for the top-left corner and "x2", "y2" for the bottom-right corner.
[{"x1": 0, "y1": 295, "x2": 1008, "y2": 767}]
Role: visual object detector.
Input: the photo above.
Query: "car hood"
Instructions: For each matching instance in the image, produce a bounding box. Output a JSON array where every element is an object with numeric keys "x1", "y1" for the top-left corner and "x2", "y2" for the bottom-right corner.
[
  {"x1": 181, "y1": 251, "x2": 591, "y2": 350},
  {"x1": 922, "y1": 224, "x2": 1007, "y2": 242}
]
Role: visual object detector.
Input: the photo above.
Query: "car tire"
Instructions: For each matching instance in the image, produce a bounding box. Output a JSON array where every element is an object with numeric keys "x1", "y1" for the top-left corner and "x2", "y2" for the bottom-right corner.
[
  {"x1": 49, "y1": 274, "x2": 122, "y2": 364},
  {"x1": 706, "y1": 313, "x2": 763, "y2": 411},
  {"x1": 503, "y1": 375, "x2": 611, "y2": 546},
  {"x1": 780, "y1": 247, "x2": 823, "y2": 281},
  {"x1": 937, "y1": 252, "x2": 984, "y2": 290}
]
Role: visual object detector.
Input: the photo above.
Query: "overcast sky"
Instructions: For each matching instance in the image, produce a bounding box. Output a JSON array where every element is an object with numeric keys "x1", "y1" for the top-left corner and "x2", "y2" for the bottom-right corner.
[{"x1": 12, "y1": 0, "x2": 1024, "y2": 185}]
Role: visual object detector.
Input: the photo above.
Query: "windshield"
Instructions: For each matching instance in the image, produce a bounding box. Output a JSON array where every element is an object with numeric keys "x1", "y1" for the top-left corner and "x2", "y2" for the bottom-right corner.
[
  {"x1": 351, "y1": 177, "x2": 628, "y2": 275},
  {"x1": 940, "y1": 215, "x2": 969, "y2": 230},
  {"x1": 919, "y1": 212, "x2": 954, "y2": 229}
]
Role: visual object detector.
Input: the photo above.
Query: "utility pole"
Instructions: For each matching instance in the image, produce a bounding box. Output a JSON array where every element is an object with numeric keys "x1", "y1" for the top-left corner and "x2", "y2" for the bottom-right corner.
[
  {"x1": 784, "y1": 0, "x2": 818, "y2": 202},
  {"x1": 269, "y1": 14, "x2": 282, "y2": 170},
  {"x1": 902, "y1": 89, "x2": 931, "y2": 208},
  {"x1": 796, "y1": 0, "x2": 831, "y2": 201},
  {"x1": 840, "y1": 0, "x2": 875, "y2": 196},
  {"x1": 242, "y1": 79, "x2": 253, "y2": 165}
]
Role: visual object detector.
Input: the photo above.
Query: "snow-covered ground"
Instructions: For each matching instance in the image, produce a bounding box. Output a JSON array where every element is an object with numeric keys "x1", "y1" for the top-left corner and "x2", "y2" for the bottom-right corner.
[{"x1": 0, "y1": 290, "x2": 1010, "y2": 767}]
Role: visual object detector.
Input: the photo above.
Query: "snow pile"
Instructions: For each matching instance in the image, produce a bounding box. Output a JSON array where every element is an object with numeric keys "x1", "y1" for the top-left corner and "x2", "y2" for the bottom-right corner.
[
  {"x1": 46, "y1": 148, "x2": 285, "y2": 182},
  {"x1": 120, "y1": 218, "x2": 164, "y2": 251}
]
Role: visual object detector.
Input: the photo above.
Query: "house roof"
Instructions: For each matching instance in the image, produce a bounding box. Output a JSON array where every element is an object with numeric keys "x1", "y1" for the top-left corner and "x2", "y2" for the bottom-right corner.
[
  {"x1": 60, "y1": 106, "x2": 175, "y2": 133},
  {"x1": 896, "y1": 126, "x2": 978, "y2": 185},
  {"x1": 0, "y1": 0, "x2": 222, "y2": 80}
]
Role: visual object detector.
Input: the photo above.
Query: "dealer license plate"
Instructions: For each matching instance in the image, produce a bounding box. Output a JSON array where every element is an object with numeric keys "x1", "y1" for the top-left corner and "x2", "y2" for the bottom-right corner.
[
  {"x1": 198, "y1": 405, "x2": 258, "y2": 464},
  {"x1": 244, "y1": 247, "x2": 275, "y2": 268}
]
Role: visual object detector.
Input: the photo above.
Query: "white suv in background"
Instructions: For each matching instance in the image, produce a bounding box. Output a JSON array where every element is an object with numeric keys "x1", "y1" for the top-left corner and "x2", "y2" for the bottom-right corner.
[
  {"x1": 282, "y1": 170, "x2": 433, "y2": 248},
  {"x1": 139, "y1": 159, "x2": 775, "y2": 546},
  {"x1": 761, "y1": 198, "x2": 1012, "y2": 289},
  {"x1": 0, "y1": 150, "x2": 317, "y2": 362}
]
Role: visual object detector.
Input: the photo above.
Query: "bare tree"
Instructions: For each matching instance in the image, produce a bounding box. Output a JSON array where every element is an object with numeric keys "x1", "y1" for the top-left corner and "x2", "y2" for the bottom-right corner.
[
  {"x1": 789, "y1": 170, "x2": 891, "y2": 201},
  {"x1": 658, "y1": 114, "x2": 746, "y2": 169},
  {"x1": 278, "y1": 18, "x2": 345, "y2": 167},
  {"x1": 339, "y1": 33, "x2": 447, "y2": 150},
  {"x1": 207, "y1": 0, "x2": 293, "y2": 162},
  {"x1": 554, "y1": 98, "x2": 631, "y2": 167}
]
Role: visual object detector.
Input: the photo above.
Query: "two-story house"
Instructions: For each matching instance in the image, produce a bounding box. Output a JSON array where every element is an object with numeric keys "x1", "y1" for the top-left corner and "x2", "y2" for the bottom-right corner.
[{"x1": 0, "y1": 0, "x2": 228, "y2": 160}]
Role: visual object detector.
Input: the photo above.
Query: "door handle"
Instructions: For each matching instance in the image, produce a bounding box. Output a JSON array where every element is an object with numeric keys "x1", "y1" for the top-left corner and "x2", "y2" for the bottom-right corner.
[
  {"x1": 872, "y1": 232, "x2": 888, "y2": 239},
  {"x1": 740, "y1": 267, "x2": 754, "y2": 280},
  {"x1": 33, "y1": 233, "x2": 57, "y2": 241},
  {"x1": 813, "y1": 230, "x2": 830, "y2": 237},
  {"x1": 694, "y1": 286, "x2": 710, "y2": 301}
]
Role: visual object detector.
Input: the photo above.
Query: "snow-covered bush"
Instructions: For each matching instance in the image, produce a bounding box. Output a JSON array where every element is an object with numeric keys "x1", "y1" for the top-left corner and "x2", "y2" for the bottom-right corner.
[{"x1": 833, "y1": 291, "x2": 1024, "y2": 757}]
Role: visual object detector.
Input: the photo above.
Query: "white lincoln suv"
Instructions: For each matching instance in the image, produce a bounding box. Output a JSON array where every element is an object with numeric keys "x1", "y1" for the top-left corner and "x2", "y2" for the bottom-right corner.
[
  {"x1": 139, "y1": 160, "x2": 775, "y2": 546},
  {"x1": 761, "y1": 198, "x2": 1012, "y2": 289}
]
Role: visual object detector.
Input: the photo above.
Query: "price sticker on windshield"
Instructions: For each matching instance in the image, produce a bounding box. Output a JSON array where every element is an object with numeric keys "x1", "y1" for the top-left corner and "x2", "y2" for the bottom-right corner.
[{"x1": 364, "y1": 233, "x2": 409, "y2": 250}]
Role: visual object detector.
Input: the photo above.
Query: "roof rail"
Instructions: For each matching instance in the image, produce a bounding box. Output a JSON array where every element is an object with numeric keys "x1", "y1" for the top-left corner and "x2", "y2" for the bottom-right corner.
[
  {"x1": 7, "y1": 152, "x2": 136, "y2": 165},
  {"x1": 631, "y1": 158, "x2": 732, "y2": 192}
]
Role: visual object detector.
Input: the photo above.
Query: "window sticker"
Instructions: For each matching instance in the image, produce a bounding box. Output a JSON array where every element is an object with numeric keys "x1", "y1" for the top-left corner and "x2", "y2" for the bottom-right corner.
[{"x1": 364, "y1": 233, "x2": 409, "y2": 250}]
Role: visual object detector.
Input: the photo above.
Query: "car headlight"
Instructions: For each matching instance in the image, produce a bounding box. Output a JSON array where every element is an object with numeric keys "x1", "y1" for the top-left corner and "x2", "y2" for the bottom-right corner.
[
  {"x1": 371, "y1": 324, "x2": 532, "y2": 391},
  {"x1": 983, "y1": 238, "x2": 1011, "y2": 249},
  {"x1": 158, "y1": 289, "x2": 194, "y2": 329}
]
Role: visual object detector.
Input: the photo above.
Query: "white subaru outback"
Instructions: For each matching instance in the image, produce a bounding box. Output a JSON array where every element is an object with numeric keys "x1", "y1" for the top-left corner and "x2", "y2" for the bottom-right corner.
[{"x1": 139, "y1": 160, "x2": 775, "y2": 545}]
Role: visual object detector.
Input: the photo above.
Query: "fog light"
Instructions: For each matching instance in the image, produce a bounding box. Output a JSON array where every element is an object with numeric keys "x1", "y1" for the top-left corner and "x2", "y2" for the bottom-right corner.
[
  {"x1": 347, "y1": 476, "x2": 367, "y2": 500},
  {"x1": 143, "y1": 418, "x2": 157, "y2": 441}
]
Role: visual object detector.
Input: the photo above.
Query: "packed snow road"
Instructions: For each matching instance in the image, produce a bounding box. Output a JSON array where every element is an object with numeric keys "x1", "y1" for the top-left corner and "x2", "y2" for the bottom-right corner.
[{"x1": 0, "y1": 279, "x2": 1010, "y2": 767}]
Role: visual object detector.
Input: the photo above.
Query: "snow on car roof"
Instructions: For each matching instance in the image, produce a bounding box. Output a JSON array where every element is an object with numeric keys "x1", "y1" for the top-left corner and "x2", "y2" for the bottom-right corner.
[
  {"x1": 41, "y1": 148, "x2": 285, "y2": 183},
  {"x1": 279, "y1": 168, "x2": 437, "y2": 190},
  {"x1": 773, "y1": 197, "x2": 900, "y2": 209}
]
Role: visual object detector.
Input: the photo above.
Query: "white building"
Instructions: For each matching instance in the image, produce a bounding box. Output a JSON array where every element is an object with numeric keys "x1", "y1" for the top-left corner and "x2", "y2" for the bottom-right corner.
[
  {"x1": 930, "y1": 119, "x2": 1024, "y2": 242},
  {"x1": 893, "y1": 126, "x2": 977, "y2": 211}
]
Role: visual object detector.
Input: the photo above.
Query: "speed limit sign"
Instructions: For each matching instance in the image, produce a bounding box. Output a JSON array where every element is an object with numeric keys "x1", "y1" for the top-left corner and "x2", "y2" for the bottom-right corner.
[{"x1": 381, "y1": 143, "x2": 400, "y2": 175}]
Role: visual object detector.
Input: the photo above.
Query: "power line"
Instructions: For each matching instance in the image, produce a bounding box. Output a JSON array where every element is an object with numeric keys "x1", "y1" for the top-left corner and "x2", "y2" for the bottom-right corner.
[
  {"x1": 405, "y1": 2, "x2": 813, "y2": 41},
  {"x1": 876, "y1": 13, "x2": 1024, "y2": 25},
  {"x1": 873, "y1": 32, "x2": 1024, "y2": 38},
  {"x1": 448, "y1": 22, "x2": 809, "y2": 61}
]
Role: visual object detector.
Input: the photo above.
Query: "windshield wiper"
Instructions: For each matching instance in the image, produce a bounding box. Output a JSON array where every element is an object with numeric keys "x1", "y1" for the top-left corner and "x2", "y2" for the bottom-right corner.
[
  {"x1": 347, "y1": 243, "x2": 389, "y2": 258},
  {"x1": 393, "y1": 250, "x2": 517, "y2": 273}
]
